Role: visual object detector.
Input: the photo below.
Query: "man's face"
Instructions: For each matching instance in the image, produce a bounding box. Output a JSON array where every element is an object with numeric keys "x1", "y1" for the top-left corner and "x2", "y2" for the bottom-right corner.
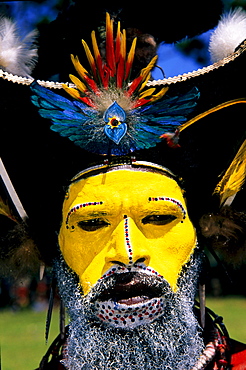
[
  {"x1": 59, "y1": 169, "x2": 197, "y2": 297},
  {"x1": 57, "y1": 168, "x2": 204, "y2": 369}
]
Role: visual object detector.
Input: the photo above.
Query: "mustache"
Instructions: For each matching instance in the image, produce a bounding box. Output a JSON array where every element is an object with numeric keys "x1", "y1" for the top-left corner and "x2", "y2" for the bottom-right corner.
[{"x1": 86, "y1": 271, "x2": 173, "y2": 303}]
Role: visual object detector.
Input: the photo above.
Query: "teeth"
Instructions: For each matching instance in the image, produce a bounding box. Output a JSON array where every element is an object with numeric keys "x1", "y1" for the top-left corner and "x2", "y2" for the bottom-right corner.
[{"x1": 118, "y1": 296, "x2": 149, "y2": 305}]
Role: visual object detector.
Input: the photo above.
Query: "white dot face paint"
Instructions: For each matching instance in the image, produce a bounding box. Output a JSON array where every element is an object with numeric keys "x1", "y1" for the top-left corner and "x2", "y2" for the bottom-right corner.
[{"x1": 95, "y1": 296, "x2": 165, "y2": 328}]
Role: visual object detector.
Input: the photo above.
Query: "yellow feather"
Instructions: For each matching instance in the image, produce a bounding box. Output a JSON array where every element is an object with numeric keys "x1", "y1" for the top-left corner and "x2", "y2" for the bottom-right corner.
[
  {"x1": 82, "y1": 39, "x2": 96, "y2": 73},
  {"x1": 139, "y1": 72, "x2": 151, "y2": 91},
  {"x1": 117, "y1": 20, "x2": 121, "y2": 38},
  {"x1": 140, "y1": 55, "x2": 158, "y2": 80},
  {"x1": 0, "y1": 197, "x2": 18, "y2": 222},
  {"x1": 213, "y1": 139, "x2": 246, "y2": 206},
  {"x1": 116, "y1": 21, "x2": 122, "y2": 59},
  {"x1": 126, "y1": 37, "x2": 137, "y2": 67},
  {"x1": 179, "y1": 98, "x2": 246, "y2": 132},
  {"x1": 62, "y1": 84, "x2": 81, "y2": 100},
  {"x1": 69, "y1": 74, "x2": 87, "y2": 93},
  {"x1": 91, "y1": 30, "x2": 100, "y2": 60},
  {"x1": 106, "y1": 12, "x2": 112, "y2": 33},
  {"x1": 137, "y1": 55, "x2": 158, "y2": 91},
  {"x1": 139, "y1": 88, "x2": 156, "y2": 99},
  {"x1": 121, "y1": 29, "x2": 126, "y2": 60},
  {"x1": 70, "y1": 54, "x2": 88, "y2": 79},
  {"x1": 149, "y1": 86, "x2": 169, "y2": 102}
]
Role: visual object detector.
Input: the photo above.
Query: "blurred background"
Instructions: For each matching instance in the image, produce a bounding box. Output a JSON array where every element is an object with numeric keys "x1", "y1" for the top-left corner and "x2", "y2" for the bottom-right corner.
[{"x1": 0, "y1": 0, "x2": 246, "y2": 369}]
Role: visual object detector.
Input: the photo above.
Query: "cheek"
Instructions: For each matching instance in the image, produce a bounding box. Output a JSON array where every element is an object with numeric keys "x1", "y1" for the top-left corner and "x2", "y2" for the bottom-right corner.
[
  {"x1": 58, "y1": 226, "x2": 110, "y2": 278},
  {"x1": 145, "y1": 221, "x2": 196, "y2": 290}
]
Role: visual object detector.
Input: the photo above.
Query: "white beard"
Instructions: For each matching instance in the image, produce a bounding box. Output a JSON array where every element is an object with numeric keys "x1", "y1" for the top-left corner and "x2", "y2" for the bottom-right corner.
[{"x1": 55, "y1": 250, "x2": 204, "y2": 370}]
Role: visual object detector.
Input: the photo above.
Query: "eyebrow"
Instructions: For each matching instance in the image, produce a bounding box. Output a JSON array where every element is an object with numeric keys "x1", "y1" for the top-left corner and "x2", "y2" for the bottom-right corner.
[
  {"x1": 66, "y1": 201, "x2": 104, "y2": 225},
  {"x1": 148, "y1": 196, "x2": 186, "y2": 219}
]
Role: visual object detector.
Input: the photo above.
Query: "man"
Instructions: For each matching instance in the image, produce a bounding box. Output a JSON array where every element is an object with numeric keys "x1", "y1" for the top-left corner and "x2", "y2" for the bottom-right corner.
[
  {"x1": 37, "y1": 161, "x2": 246, "y2": 369},
  {"x1": 0, "y1": 6, "x2": 245, "y2": 370}
]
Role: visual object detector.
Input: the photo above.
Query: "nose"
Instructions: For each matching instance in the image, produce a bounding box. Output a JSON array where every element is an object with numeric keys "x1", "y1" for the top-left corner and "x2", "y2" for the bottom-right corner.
[{"x1": 105, "y1": 215, "x2": 151, "y2": 268}]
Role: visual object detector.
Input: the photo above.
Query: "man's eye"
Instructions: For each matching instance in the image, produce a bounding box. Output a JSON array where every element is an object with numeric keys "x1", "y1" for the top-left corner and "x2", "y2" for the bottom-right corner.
[
  {"x1": 142, "y1": 214, "x2": 177, "y2": 225},
  {"x1": 77, "y1": 218, "x2": 109, "y2": 231}
]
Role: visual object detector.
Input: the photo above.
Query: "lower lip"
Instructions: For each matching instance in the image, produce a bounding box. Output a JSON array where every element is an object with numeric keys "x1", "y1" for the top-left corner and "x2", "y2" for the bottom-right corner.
[{"x1": 94, "y1": 296, "x2": 165, "y2": 328}]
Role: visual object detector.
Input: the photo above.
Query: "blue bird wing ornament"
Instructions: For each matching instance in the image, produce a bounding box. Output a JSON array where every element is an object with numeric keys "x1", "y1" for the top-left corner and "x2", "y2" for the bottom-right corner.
[
  {"x1": 30, "y1": 82, "x2": 103, "y2": 151},
  {"x1": 30, "y1": 13, "x2": 200, "y2": 155},
  {"x1": 130, "y1": 87, "x2": 200, "y2": 150}
]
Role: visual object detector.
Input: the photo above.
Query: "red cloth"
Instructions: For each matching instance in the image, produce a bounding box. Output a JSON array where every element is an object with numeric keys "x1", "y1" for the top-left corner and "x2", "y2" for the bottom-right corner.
[{"x1": 231, "y1": 340, "x2": 246, "y2": 369}]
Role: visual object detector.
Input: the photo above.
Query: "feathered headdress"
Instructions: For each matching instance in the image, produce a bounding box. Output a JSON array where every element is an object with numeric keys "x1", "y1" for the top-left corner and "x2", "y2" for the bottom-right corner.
[{"x1": 30, "y1": 13, "x2": 201, "y2": 155}]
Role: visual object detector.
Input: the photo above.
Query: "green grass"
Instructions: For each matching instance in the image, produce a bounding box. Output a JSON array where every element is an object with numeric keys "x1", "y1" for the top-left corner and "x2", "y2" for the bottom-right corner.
[
  {"x1": 206, "y1": 296, "x2": 246, "y2": 343},
  {"x1": 0, "y1": 308, "x2": 60, "y2": 370},
  {"x1": 0, "y1": 297, "x2": 245, "y2": 369}
]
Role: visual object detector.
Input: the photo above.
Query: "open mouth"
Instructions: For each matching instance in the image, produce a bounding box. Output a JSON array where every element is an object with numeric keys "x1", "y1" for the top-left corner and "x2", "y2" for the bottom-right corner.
[
  {"x1": 98, "y1": 273, "x2": 163, "y2": 305},
  {"x1": 93, "y1": 273, "x2": 166, "y2": 328}
]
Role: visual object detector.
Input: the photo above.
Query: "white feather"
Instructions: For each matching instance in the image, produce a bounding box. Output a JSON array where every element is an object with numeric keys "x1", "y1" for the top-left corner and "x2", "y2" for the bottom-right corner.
[
  {"x1": 209, "y1": 7, "x2": 246, "y2": 62},
  {"x1": 0, "y1": 17, "x2": 38, "y2": 77}
]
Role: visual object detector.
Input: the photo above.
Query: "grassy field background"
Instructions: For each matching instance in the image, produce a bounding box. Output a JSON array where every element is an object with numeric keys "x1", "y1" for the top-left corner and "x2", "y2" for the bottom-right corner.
[{"x1": 0, "y1": 296, "x2": 245, "y2": 370}]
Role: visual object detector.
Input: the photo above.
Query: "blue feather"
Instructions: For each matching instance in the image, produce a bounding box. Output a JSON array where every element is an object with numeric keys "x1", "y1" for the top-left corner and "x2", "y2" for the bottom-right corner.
[
  {"x1": 30, "y1": 82, "x2": 95, "y2": 115},
  {"x1": 50, "y1": 126, "x2": 84, "y2": 134},
  {"x1": 134, "y1": 87, "x2": 199, "y2": 116},
  {"x1": 135, "y1": 123, "x2": 167, "y2": 135}
]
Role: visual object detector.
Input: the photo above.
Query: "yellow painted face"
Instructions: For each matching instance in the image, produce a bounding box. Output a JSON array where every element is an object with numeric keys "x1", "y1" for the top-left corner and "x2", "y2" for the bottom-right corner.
[{"x1": 59, "y1": 169, "x2": 197, "y2": 296}]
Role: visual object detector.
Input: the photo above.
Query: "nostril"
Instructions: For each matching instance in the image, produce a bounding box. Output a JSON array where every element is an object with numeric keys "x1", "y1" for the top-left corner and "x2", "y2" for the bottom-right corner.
[
  {"x1": 110, "y1": 258, "x2": 146, "y2": 267},
  {"x1": 111, "y1": 261, "x2": 126, "y2": 267},
  {"x1": 135, "y1": 257, "x2": 146, "y2": 264}
]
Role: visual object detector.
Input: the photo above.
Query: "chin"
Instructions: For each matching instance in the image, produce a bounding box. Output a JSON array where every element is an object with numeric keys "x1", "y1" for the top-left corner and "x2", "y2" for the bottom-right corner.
[{"x1": 55, "y1": 250, "x2": 205, "y2": 370}]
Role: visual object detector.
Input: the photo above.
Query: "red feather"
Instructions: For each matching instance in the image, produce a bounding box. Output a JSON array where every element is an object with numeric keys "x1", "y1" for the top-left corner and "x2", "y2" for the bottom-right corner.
[
  {"x1": 79, "y1": 96, "x2": 96, "y2": 108},
  {"x1": 116, "y1": 55, "x2": 125, "y2": 88},
  {"x1": 115, "y1": 22, "x2": 121, "y2": 64},
  {"x1": 106, "y1": 13, "x2": 116, "y2": 77},
  {"x1": 132, "y1": 98, "x2": 151, "y2": 108},
  {"x1": 125, "y1": 75, "x2": 143, "y2": 97},
  {"x1": 83, "y1": 74, "x2": 100, "y2": 95}
]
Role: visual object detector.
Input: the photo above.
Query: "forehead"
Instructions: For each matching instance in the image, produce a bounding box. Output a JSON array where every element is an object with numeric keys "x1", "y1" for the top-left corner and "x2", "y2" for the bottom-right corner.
[{"x1": 66, "y1": 169, "x2": 184, "y2": 206}]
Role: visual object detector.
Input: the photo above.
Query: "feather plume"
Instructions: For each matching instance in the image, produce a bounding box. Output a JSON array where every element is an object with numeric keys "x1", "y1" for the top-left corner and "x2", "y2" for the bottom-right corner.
[
  {"x1": 106, "y1": 12, "x2": 116, "y2": 76},
  {"x1": 125, "y1": 36, "x2": 137, "y2": 81},
  {"x1": 0, "y1": 17, "x2": 38, "y2": 76},
  {"x1": 70, "y1": 54, "x2": 89, "y2": 79},
  {"x1": 213, "y1": 139, "x2": 246, "y2": 206},
  {"x1": 209, "y1": 7, "x2": 246, "y2": 62},
  {"x1": 199, "y1": 206, "x2": 246, "y2": 267},
  {"x1": 0, "y1": 221, "x2": 41, "y2": 277},
  {"x1": 91, "y1": 30, "x2": 105, "y2": 86},
  {"x1": 0, "y1": 158, "x2": 40, "y2": 277},
  {"x1": 0, "y1": 194, "x2": 18, "y2": 223},
  {"x1": 68, "y1": 74, "x2": 87, "y2": 93},
  {"x1": 179, "y1": 98, "x2": 246, "y2": 132},
  {"x1": 199, "y1": 139, "x2": 246, "y2": 266},
  {"x1": 82, "y1": 39, "x2": 97, "y2": 80}
]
